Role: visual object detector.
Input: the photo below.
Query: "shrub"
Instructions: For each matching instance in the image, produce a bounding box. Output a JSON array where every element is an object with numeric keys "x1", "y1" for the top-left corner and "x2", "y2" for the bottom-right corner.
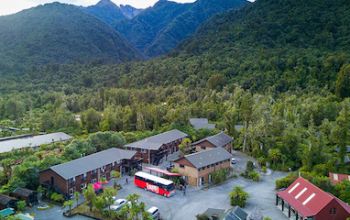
[
  {"x1": 229, "y1": 186, "x2": 249, "y2": 207},
  {"x1": 16, "y1": 200, "x2": 26, "y2": 212},
  {"x1": 211, "y1": 169, "x2": 229, "y2": 184},
  {"x1": 196, "y1": 214, "x2": 210, "y2": 220},
  {"x1": 261, "y1": 166, "x2": 267, "y2": 173},
  {"x1": 275, "y1": 174, "x2": 298, "y2": 189},
  {"x1": 247, "y1": 171, "x2": 260, "y2": 182},
  {"x1": 50, "y1": 192, "x2": 64, "y2": 203}
]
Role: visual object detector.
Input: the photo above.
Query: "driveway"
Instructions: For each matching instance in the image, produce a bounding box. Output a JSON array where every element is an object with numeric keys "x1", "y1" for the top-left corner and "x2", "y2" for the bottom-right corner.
[{"x1": 116, "y1": 171, "x2": 288, "y2": 220}]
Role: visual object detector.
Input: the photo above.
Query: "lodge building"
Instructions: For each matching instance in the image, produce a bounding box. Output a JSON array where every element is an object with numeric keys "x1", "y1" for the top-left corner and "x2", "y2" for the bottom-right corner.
[
  {"x1": 192, "y1": 131, "x2": 233, "y2": 153},
  {"x1": 39, "y1": 148, "x2": 138, "y2": 198},
  {"x1": 173, "y1": 147, "x2": 232, "y2": 187},
  {"x1": 276, "y1": 177, "x2": 350, "y2": 220},
  {"x1": 125, "y1": 129, "x2": 188, "y2": 165}
]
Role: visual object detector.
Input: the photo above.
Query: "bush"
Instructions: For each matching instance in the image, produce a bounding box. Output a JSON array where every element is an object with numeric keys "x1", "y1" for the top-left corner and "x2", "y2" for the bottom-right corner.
[
  {"x1": 196, "y1": 214, "x2": 210, "y2": 220},
  {"x1": 247, "y1": 171, "x2": 260, "y2": 182},
  {"x1": 211, "y1": 169, "x2": 229, "y2": 184},
  {"x1": 275, "y1": 174, "x2": 298, "y2": 189},
  {"x1": 246, "y1": 161, "x2": 255, "y2": 173},
  {"x1": 16, "y1": 200, "x2": 26, "y2": 212},
  {"x1": 50, "y1": 192, "x2": 64, "y2": 203},
  {"x1": 229, "y1": 186, "x2": 249, "y2": 207},
  {"x1": 261, "y1": 166, "x2": 267, "y2": 173}
]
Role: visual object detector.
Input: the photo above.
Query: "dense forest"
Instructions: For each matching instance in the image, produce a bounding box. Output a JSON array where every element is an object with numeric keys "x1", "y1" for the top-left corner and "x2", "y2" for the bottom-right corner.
[{"x1": 0, "y1": 0, "x2": 350, "y2": 207}]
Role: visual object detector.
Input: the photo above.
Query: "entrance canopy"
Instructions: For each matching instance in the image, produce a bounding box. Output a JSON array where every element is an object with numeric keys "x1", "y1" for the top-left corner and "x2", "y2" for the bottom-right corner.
[{"x1": 144, "y1": 167, "x2": 181, "y2": 177}]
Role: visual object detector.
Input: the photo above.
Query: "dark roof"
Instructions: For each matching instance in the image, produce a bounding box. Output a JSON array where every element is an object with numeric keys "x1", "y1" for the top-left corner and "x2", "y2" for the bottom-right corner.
[
  {"x1": 177, "y1": 147, "x2": 232, "y2": 169},
  {"x1": 0, "y1": 194, "x2": 17, "y2": 206},
  {"x1": 193, "y1": 132, "x2": 233, "y2": 148},
  {"x1": 277, "y1": 177, "x2": 350, "y2": 217},
  {"x1": 224, "y1": 206, "x2": 248, "y2": 220},
  {"x1": 0, "y1": 132, "x2": 72, "y2": 154},
  {"x1": 189, "y1": 118, "x2": 215, "y2": 130},
  {"x1": 12, "y1": 188, "x2": 34, "y2": 197},
  {"x1": 125, "y1": 129, "x2": 188, "y2": 150},
  {"x1": 49, "y1": 148, "x2": 136, "y2": 180},
  {"x1": 202, "y1": 208, "x2": 226, "y2": 219}
]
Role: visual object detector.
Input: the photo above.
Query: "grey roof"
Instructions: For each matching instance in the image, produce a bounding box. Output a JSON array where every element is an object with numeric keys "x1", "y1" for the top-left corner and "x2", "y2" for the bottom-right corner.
[
  {"x1": 12, "y1": 188, "x2": 34, "y2": 197},
  {"x1": 125, "y1": 129, "x2": 188, "y2": 150},
  {"x1": 0, "y1": 194, "x2": 17, "y2": 205},
  {"x1": 0, "y1": 132, "x2": 72, "y2": 154},
  {"x1": 202, "y1": 208, "x2": 226, "y2": 220},
  {"x1": 189, "y1": 118, "x2": 215, "y2": 130},
  {"x1": 193, "y1": 132, "x2": 233, "y2": 148},
  {"x1": 49, "y1": 148, "x2": 136, "y2": 180},
  {"x1": 180, "y1": 147, "x2": 232, "y2": 169},
  {"x1": 224, "y1": 206, "x2": 248, "y2": 220}
]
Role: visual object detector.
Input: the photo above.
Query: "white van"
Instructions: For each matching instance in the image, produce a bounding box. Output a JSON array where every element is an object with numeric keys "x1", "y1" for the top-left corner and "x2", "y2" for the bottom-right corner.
[{"x1": 147, "y1": 206, "x2": 160, "y2": 220}]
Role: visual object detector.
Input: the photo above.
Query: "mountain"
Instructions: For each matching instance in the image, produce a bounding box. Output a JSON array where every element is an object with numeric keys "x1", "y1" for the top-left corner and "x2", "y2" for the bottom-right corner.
[
  {"x1": 145, "y1": 0, "x2": 248, "y2": 57},
  {"x1": 0, "y1": 3, "x2": 141, "y2": 72},
  {"x1": 85, "y1": 0, "x2": 126, "y2": 26},
  {"x1": 120, "y1": 5, "x2": 143, "y2": 19},
  {"x1": 116, "y1": 0, "x2": 190, "y2": 57},
  {"x1": 116, "y1": 0, "x2": 248, "y2": 57}
]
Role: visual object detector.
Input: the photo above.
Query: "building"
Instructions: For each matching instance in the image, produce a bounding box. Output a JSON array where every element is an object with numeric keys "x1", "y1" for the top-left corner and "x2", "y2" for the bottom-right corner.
[
  {"x1": 329, "y1": 172, "x2": 350, "y2": 185},
  {"x1": 40, "y1": 148, "x2": 138, "y2": 198},
  {"x1": 0, "y1": 194, "x2": 17, "y2": 210},
  {"x1": 173, "y1": 147, "x2": 232, "y2": 187},
  {"x1": 200, "y1": 206, "x2": 248, "y2": 220},
  {"x1": 276, "y1": 177, "x2": 350, "y2": 220},
  {"x1": 10, "y1": 188, "x2": 38, "y2": 205},
  {"x1": 125, "y1": 129, "x2": 188, "y2": 165},
  {"x1": 189, "y1": 118, "x2": 215, "y2": 130},
  {"x1": 0, "y1": 132, "x2": 72, "y2": 154},
  {"x1": 192, "y1": 132, "x2": 233, "y2": 153}
]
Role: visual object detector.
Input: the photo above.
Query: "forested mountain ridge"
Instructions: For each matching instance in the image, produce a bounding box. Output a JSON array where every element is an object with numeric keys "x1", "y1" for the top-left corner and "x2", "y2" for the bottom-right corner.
[
  {"x1": 0, "y1": 2, "x2": 142, "y2": 73},
  {"x1": 115, "y1": 0, "x2": 248, "y2": 57},
  {"x1": 84, "y1": 0, "x2": 126, "y2": 26}
]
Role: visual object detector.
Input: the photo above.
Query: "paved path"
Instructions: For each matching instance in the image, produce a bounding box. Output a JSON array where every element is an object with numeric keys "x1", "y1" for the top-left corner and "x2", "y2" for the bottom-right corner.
[{"x1": 116, "y1": 171, "x2": 289, "y2": 220}]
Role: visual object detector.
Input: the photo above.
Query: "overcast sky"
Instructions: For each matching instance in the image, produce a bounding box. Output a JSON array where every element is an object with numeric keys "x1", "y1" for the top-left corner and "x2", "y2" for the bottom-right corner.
[{"x1": 0, "y1": 0, "x2": 198, "y2": 16}]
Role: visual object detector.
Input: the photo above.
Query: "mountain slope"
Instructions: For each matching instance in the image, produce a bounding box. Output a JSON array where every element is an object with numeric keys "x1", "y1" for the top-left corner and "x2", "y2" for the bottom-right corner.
[
  {"x1": 0, "y1": 3, "x2": 141, "y2": 72},
  {"x1": 116, "y1": 0, "x2": 190, "y2": 56},
  {"x1": 120, "y1": 5, "x2": 143, "y2": 19},
  {"x1": 116, "y1": 0, "x2": 247, "y2": 57},
  {"x1": 145, "y1": 0, "x2": 248, "y2": 57},
  {"x1": 85, "y1": 0, "x2": 126, "y2": 26}
]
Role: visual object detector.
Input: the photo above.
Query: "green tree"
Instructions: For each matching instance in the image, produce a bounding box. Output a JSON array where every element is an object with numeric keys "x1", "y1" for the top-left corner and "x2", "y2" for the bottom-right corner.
[
  {"x1": 101, "y1": 187, "x2": 117, "y2": 211},
  {"x1": 336, "y1": 64, "x2": 350, "y2": 98},
  {"x1": 229, "y1": 186, "x2": 249, "y2": 207},
  {"x1": 83, "y1": 185, "x2": 96, "y2": 211},
  {"x1": 111, "y1": 170, "x2": 121, "y2": 189},
  {"x1": 63, "y1": 200, "x2": 74, "y2": 215},
  {"x1": 16, "y1": 200, "x2": 26, "y2": 212},
  {"x1": 73, "y1": 191, "x2": 80, "y2": 207},
  {"x1": 82, "y1": 108, "x2": 101, "y2": 132}
]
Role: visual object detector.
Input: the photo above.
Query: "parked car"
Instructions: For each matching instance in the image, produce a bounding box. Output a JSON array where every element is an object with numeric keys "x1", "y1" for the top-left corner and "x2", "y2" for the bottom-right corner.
[
  {"x1": 147, "y1": 206, "x2": 160, "y2": 220},
  {"x1": 110, "y1": 199, "x2": 127, "y2": 211},
  {"x1": 231, "y1": 158, "x2": 237, "y2": 164}
]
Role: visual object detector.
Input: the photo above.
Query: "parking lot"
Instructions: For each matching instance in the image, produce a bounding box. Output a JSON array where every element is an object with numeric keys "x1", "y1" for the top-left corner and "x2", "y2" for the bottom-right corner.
[{"x1": 30, "y1": 151, "x2": 289, "y2": 220}]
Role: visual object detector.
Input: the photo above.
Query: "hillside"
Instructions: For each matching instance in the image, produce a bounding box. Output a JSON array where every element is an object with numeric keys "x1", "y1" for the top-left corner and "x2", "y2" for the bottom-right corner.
[
  {"x1": 1, "y1": 0, "x2": 350, "y2": 94},
  {"x1": 0, "y1": 3, "x2": 141, "y2": 73},
  {"x1": 116, "y1": 0, "x2": 247, "y2": 57},
  {"x1": 145, "y1": 0, "x2": 248, "y2": 57},
  {"x1": 84, "y1": 0, "x2": 126, "y2": 26},
  {"x1": 120, "y1": 4, "x2": 143, "y2": 19}
]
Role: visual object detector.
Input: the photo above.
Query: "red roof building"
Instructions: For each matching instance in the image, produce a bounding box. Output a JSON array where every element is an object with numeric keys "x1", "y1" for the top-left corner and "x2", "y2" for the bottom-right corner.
[
  {"x1": 329, "y1": 172, "x2": 350, "y2": 185},
  {"x1": 276, "y1": 177, "x2": 350, "y2": 220}
]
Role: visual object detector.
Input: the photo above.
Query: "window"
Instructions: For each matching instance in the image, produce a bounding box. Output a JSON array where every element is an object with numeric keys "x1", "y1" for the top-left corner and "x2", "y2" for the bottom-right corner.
[
  {"x1": 329, "y1": 208, "x2": 336, "y2": 214},
  {"x1": 201, "y1": 146, "x2": 206, "y2": 150},
  {"x1": 69, "y1": 188, "x2": 74, "y2": 195},
  {"x1": 91, "y1": 179, "x2": 97, "y2": 184},
  {"x1": 180, "y1": 164, "x2": 185, "y2": 168}
]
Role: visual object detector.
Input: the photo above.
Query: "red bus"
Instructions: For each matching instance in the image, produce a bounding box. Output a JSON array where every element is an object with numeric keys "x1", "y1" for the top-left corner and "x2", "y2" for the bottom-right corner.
[{"x1": 134, "y1": 171, "x2": 175, "y2": 197}]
